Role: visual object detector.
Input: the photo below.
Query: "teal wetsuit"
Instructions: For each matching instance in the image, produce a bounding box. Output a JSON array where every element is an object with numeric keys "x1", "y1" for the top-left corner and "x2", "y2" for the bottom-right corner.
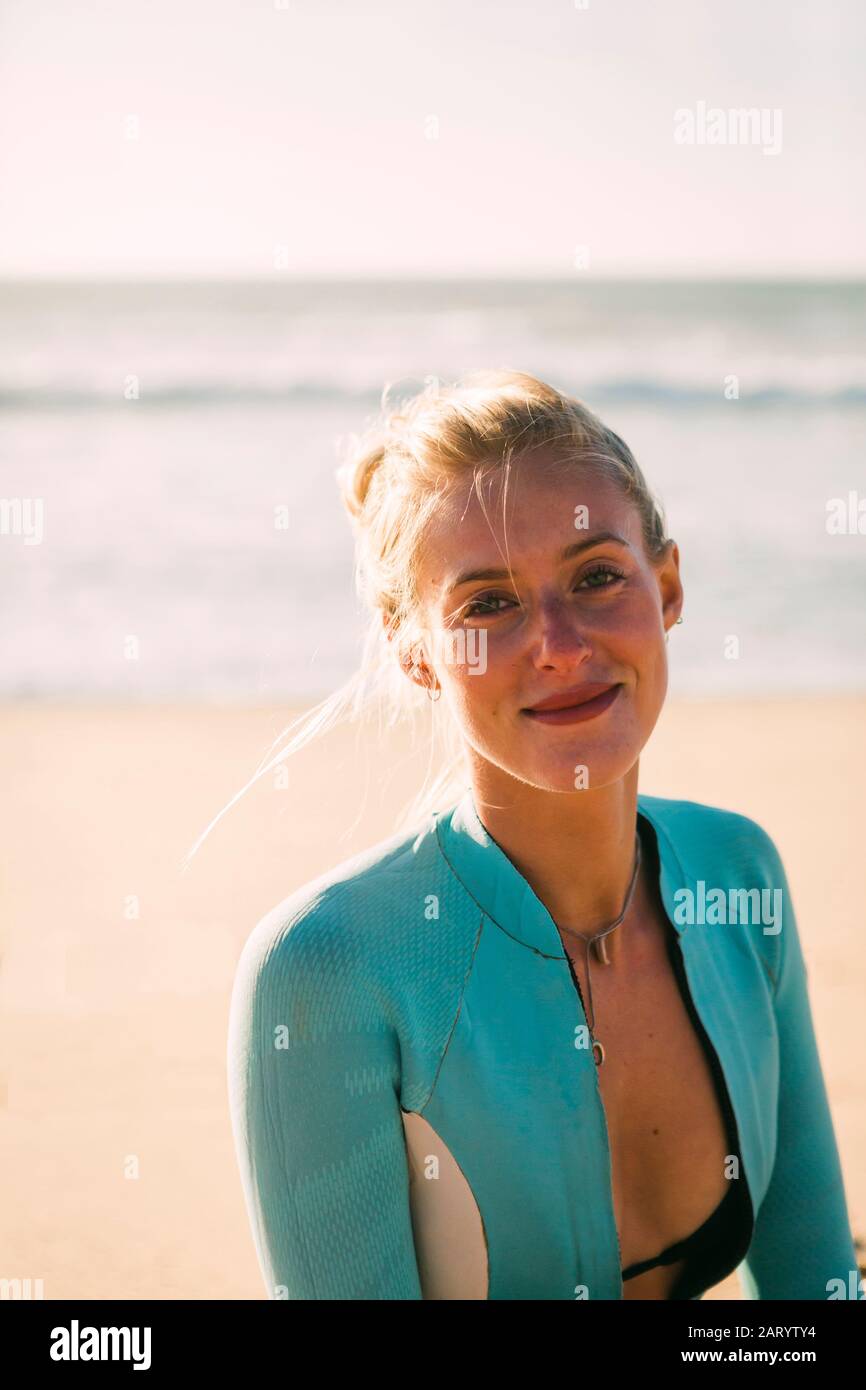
[{"x1": 226, "y1": 789, "x2": 860, "y2": 1300}]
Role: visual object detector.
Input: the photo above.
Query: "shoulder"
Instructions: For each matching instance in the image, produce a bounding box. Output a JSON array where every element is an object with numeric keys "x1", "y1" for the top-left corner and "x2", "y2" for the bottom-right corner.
[
  {"x1": 229, "y1": 809, "x2": 479, "y2": 1110},
  {"x1": 638, "y1": 791, "x2": 786, "y2": 879},
  {"x1": 235, "y1": 813, "x2": 442, "y2": 982},
  {"x1": 638, "y1": 792, "x2": 793, "y2": 990},
  {"x1": 230, "y1": 807, "x2": 476, "y2": 1027}
]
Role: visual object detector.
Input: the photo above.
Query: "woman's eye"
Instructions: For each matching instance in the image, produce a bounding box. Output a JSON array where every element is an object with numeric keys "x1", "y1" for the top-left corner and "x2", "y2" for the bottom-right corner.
[
  {"x1": 462, "y1": 593, "x2": 513, "y2": 618},
  {"x1": 578, "y1": 563, "x2": 625, "y2": 589},
  {"x1": 461, "y1": 565, "x2": 624, "y2": 619}
]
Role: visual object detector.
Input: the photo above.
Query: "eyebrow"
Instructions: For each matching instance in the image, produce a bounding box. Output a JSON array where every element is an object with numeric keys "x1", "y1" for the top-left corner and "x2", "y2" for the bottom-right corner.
[{"x1": 444, "y1": 532, "x2": 631, "y2": 594}]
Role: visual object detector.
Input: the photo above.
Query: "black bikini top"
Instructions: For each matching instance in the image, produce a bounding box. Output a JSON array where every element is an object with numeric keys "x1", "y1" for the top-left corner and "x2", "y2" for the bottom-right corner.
[{"x1": 621, "y1": 1179, "x2": 740, "y2": 1281}]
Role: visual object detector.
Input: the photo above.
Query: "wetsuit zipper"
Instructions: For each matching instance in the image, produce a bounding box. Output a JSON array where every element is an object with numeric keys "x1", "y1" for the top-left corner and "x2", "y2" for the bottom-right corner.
[{"x1": 562, "y1": 946, "x2": 626, "y2": 1297}]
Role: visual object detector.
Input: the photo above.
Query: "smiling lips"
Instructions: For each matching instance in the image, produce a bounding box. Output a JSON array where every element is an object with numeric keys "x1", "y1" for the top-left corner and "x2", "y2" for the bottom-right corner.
[{"x1": 522, "y1": 682, "x2": 621, "y2": 725}]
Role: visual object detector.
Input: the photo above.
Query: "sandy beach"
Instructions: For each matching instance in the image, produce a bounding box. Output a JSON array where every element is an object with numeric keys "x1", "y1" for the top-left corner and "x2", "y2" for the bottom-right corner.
[{"x1": 1, "y1": 695, "x2": 863, "y2": 1300}]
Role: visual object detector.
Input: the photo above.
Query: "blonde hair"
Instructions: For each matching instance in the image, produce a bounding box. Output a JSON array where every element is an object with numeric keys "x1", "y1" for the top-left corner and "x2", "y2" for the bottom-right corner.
[{"x1": 182, "y1": 368, "x2": 669, "y2": 866}]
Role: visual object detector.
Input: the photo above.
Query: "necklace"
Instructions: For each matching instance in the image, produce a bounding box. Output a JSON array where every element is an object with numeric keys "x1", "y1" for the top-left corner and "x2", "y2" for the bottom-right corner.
[{"x1": 555, "y1": 828, "x2": 642, "y2": 1068}]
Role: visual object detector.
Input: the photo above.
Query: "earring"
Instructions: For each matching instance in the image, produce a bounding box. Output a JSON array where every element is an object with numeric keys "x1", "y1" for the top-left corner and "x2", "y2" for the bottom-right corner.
[{"x1": 412, "y1": 659, "x2": 440, "y2": 701}]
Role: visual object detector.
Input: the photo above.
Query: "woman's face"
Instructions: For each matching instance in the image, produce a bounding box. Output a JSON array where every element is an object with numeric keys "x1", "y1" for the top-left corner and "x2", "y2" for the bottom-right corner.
[{"x1": 410, "y1": 452, "x2": 683, "y2": 794}]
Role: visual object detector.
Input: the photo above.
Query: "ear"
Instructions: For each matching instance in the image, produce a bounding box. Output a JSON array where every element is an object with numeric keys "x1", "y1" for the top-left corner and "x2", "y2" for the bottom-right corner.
[
  {"x1": 382, "y1": 611, "x2": 424, "y2": 689},
  {"x1": 656, "y1": 540, "x2": 683, "y2": 633}
]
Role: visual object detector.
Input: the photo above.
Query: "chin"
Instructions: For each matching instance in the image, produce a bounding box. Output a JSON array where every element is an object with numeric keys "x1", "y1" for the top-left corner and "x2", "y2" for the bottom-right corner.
[{"x1": 542, "y1": 741, "x2": 639, "y2": 792}]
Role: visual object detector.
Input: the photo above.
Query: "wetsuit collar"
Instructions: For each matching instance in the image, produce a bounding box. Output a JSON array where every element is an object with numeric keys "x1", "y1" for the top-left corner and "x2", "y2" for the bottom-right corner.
[{"x1": 434, "y1": 786, "x2": 687, "y2": 955}]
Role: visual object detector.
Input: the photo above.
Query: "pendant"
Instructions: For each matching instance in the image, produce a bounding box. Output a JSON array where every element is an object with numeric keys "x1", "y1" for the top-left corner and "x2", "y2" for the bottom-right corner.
[
  {"x1": 592, "y1": 1039, "x2": 605, "y2": 1066},
  {"x1": 591, "y1": 935, "x2": 612, "y2": 965}
]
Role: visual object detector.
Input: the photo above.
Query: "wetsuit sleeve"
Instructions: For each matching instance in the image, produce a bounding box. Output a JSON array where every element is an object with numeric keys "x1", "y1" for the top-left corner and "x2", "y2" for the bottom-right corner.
[
  {"x1": 738, "y1": 834, "x2": 861, "y2": 1300},
  {"x1": 227, "y1": 902, "x2": 423, "y2": 1299}
]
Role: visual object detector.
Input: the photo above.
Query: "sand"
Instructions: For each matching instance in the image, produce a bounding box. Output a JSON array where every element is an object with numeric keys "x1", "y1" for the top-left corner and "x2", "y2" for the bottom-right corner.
[{"x1": 0, "y1": 696, "x2": 862, "y2": 1299}]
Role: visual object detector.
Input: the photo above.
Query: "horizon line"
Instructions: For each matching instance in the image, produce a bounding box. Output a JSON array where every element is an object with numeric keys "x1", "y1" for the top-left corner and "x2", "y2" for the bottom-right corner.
[{"x1": 1, "y1": 271, "x2": 865, "y2": 286}]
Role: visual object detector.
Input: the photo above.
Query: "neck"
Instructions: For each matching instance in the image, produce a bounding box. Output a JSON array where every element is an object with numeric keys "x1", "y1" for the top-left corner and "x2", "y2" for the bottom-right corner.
[{"x1": 468, "y1": 759, "x2": 644, "y2": 967}]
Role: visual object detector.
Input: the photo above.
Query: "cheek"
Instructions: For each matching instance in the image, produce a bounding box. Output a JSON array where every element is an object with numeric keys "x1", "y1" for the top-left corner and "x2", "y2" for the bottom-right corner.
[
  {"x1": 615, "y1": 594, "x2": 666, "y2": 662},
  {"x1": 632, "y1": 637, "x2": 669, "y2": 720},
  {"x1": 613, "y1": 586, "x2": 660, "y2": 635},
  {"x1": 444, "y1": 660, "x2": 510, "y2": 727}
]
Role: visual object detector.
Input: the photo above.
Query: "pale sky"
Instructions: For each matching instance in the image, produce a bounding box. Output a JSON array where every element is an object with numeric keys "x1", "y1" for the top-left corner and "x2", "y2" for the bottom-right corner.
[{"x1": 0, "y1": 0, "x2": 863, "y2": 278}]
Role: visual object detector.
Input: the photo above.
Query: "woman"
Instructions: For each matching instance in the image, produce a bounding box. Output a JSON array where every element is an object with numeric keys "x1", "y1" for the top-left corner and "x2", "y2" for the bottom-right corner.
[{"x1": 225, "y1": 370, "x2": 858, "y2": 1300}]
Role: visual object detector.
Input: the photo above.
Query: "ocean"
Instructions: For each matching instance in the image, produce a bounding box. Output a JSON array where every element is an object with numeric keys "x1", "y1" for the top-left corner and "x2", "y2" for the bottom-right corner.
[{"x1": 2, "y1": 277, "x2": 865, "y2": 700}]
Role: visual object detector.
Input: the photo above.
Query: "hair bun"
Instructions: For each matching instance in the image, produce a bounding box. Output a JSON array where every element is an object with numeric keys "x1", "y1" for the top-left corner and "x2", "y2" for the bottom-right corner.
[
  {"x1": 336, "y1": 388, "x2": 418, "y2": 524},
  {"x1": 337, "y1": 435, "x2": 389, "y2": 523}
]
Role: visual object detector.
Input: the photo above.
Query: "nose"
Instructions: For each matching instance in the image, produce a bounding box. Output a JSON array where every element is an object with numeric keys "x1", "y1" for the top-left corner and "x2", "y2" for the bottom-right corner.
[{"x1": 530, "y1": 593, "x2": 593, "y2": 670}]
